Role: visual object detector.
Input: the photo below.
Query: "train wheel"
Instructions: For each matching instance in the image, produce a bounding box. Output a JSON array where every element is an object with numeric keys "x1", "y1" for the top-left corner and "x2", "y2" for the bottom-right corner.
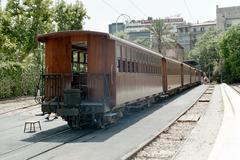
[
  {"x1": 67, "y1": 116, "x2": 80, "y2": 129},
  {"x1": 96, "y1": 114, "x2": 105, "y2": 129},
  {"x1": 67, "y1": 119, "x2": 74, "y2": 128}
]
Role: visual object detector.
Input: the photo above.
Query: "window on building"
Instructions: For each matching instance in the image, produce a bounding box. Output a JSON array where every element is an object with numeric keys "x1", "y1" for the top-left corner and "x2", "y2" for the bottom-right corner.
[
  {"x1": 226, "y1": 23, "x2": 232, "y2": 28},
  {"x1": 200, "y1": 27, "x2": 205, "y2": 32},
  {"x1": 193, "y1": 28, "x2": 197, "y2": 32},
  {"x1": 178, "y1": 28, "x2": 183, "y2": 33}
]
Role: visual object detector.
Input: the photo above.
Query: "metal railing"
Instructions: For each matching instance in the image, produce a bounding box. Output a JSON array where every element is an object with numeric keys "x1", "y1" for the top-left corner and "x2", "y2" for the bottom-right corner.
[{"x1": 41, "y1": 73, "x2": 111, "y2": 104}]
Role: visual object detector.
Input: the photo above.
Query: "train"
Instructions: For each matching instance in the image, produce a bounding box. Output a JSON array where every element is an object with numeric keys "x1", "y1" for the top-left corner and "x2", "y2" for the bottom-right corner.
[{"x1": 37, "y1": 31, "x2": 202, "y2": 128}]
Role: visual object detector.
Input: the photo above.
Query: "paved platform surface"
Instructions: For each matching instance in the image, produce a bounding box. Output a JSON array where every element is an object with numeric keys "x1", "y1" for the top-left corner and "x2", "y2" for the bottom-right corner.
[
  {"x1": 208, "y1": 84, "x2": 240, "y2": 160},
  {"x1": 174, "y1": 85, "x2": 224, "y2": 160},
  {"x1": 28, "y1": 85, "x2": 207, "y2": 160}
]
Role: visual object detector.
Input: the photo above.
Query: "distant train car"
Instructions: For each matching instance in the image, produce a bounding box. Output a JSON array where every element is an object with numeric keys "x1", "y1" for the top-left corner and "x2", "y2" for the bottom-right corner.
[
  {"x1": 37, "y1": 31, "x2": 201, "y2": 128},
  {"x1": 165, "y1": 58, "x2": 182, "y2": 92},
  {"x1": 182, "y1": 63, "x2": 191, "y2": 88}
]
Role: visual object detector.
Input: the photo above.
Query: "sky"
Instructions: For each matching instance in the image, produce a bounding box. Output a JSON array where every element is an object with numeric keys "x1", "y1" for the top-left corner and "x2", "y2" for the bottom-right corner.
[{"x1": 1, "y1": 0, "x2": 240, "y2": 32}]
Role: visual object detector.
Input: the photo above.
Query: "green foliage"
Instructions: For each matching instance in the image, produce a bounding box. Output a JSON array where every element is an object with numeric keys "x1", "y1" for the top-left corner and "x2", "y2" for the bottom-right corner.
[
  {"x1": 0, "y1": 0, "x2": 88, "y2": 99},
  {"x1": 134, "y1": 38, "x2": 150, "y2": 49},
  {"x1": 219, "y1": 25, "x2": 240, "y2": 83},
  {"x1": 114, "y1": 31, "x2": 128, "y2": 40},
  {"x1": 148, "y1": 19, "x2": 174, "y2": 53},
  {"x1": 54, "y1": 0, "x2": 88, "y2": 31},
  {"x1": 189, "y1": 28, "x2": 222, "y2": 82}
]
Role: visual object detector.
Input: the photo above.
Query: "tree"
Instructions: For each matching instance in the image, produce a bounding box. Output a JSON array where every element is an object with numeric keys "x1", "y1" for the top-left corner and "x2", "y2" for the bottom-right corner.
[
  {"x1": 219, "y1": 25, "x2": 240, "y2": 83},
  {"x1": 23, "y1": 0, "x2": 53, "y2": 54},
  {"x1": 134, "y1": 38, "x2": 150, "y2": 49},
  {"x1": 54, "y1": 0, "x2": 88, "y2": 31},
  {"x1": 148, "y1": 19, "x2": 174, "y2": 53},
  {"x1": 189, "y1": 28, "x2": 222, "y2": 82},
  {"x1": 0, "y1": 0, "x2": 89, "y2": 98},
  {"x1": 114, "y1": 31, "x2": 128, "y2": 39}
]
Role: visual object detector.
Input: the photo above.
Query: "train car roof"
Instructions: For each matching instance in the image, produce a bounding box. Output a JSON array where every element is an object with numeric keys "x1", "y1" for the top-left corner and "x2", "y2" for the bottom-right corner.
[
  {"x1": 37, "y1": 30, "x2": 194, "y2": 68},
  {"x1": 109, "y1": 34, "x2": 164, "y2": 58},
  {"x1": 37, "y1": 30, "x2": 109, "y2": 42},
  {"x1": 109, "y1": 35, "x2": 184, "y2": 65}
]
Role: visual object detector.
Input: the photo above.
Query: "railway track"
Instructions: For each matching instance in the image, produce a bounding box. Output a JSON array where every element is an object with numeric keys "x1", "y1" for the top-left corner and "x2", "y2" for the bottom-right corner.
[
  {"x1": 0, "y1": 102, "x2": 39, "y2": 116},
  {"x1": 0, "y1": 85, "x2": 208, "y2": 160},
  {"x1": 0, "y1": 127, "x2": 71, "y2": 156},
  {"x1": 0, "y1": 126, "x2": 98, "y2": 160},
  {"x1": 26, "y1": 129, "x2": 96, "y2": 160},
  {"x1": 231, "y1": 84, "x2": 240, "y2": 94},
  {"x1": 123, "y1": 85, "x2": 214, "y2": 160}
]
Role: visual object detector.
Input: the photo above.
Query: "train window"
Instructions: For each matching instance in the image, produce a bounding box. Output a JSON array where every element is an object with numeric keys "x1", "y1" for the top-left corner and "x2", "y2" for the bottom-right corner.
[
  {"x1": 79, "y1": 52, "x2": 85, "y2": 63},
  {"x1": 80, "y1": 63, "x2": 87, "y2": 72},
  {"x1": 72, "y1": 51, "x2": 79, "y2": 63},
  {"x1": 117, "y1": 59, "x2": 121, "y2": 72},
  {"x1": 132, "y1": 62, "x2": 135, "y2": 72},
  {"x1": 72, "y1": 63, "x2": 79, "y2": 72},
  {"x1": 127, "y1": 48, "x2": 131, "y2": 60},
  {"x1": 136, "y1": 63, "x2": 138, "y2": 73},
  {"x1": 122, "y1": 46, "x2": 126, "y2": 59},
  {"x1": 122, "y1": 60, "x2": 126, "y2": 72},
  {"x1": 127, "y1": 61, "x2": 131, "y2": 72},
  {"x1": 116, "y1": 45, "x2": 121, "y2": 58}
]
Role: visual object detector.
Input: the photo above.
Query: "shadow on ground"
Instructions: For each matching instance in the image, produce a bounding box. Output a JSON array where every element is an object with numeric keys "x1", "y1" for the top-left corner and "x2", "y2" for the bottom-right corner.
[{"x1": 22, "y1": 87, "x2": 196, "y2": 143}]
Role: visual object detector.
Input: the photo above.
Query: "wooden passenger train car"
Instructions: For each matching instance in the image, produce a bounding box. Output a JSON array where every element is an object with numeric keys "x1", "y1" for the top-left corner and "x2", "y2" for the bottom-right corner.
[{"x1": 37, "y1": 31, "x2": 202, "y2": 128}]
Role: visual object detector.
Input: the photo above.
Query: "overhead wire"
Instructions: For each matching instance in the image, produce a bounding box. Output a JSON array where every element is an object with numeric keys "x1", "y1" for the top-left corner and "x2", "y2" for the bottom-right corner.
[
  {"x1": 101, "y1": 0, "x2": 121, "y2": 15},
  {"x1": 128, "y1": 0, "x2": 148, "y2": 18},
  {"x1": 183, "y1": 0, "x2": 194, "y2": 22}
]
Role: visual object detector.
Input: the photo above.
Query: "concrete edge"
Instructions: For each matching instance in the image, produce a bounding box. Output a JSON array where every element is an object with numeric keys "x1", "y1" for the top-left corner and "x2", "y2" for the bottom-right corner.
[
  {"x1": 207, "y1": 83, "x2": 235, "y2": 160},
  {"x1": 121, "y1": 85, "x2": 208, "y2": 160}
]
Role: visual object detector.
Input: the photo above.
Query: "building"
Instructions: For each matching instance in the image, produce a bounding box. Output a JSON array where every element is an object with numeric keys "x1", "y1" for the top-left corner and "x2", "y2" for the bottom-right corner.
[
  {"x1": 176, "y1": 21, "x2": 216, "y2": 52},
  {"x1": 161, "y1": 43, "x2": 185, "y2": 62},
  {"x1": 108, "y1": 17, "x2": 186, "y2": 61},
  {"x1": 124, "y1": 17, "x2": 153, "y2": 42},
  {"x1": 108, "y1": 22, "x2": 125, "y2": 34},
  {"x1": 124, "y1": 17, "x2": 185, "y2": 41},
  {"x1": 164, "y1": 17, "x2": 185, "y2": 33},
  {"x1": 216, "y1": 5, "x2": 240, "y2": 30}
]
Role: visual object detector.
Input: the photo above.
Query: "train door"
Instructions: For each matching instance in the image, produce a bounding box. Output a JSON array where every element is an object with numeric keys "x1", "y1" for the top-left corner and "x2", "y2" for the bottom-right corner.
[{"x1": 71, "y1": 41, "x2": 88, "y2": 99}]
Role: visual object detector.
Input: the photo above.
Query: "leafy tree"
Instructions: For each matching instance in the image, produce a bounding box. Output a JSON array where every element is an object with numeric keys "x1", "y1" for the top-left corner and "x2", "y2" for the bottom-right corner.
[
  {"x1": 148, "y1": 19, "x2": 174, "y2": 53},
  {"x1": 54, "y1": 0, "x2": 88, "y2": 31},
  {"x1": 189, "y1": 28, "x2": 222, "y2": 82},
  {"x1": 114, "y1": 31, "x2": 128, "y2": 39},
  {"x1": 134, "y1": 38, "x2": 150, "y2": 49},
  {"x1": 0, "y1": 0, "x2": 89, "y2": 98},
  {"x1": 219, "y1": 25, "x2": 240, "y2": 83},
  {"x1": 23, "y1": 0, "x2": 53, "y2": 54}
]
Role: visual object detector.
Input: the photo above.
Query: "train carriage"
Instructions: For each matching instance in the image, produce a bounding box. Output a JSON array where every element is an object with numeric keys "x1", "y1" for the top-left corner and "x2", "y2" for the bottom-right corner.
[
  {"x1": 165, "y1": 58, "x2": 182, "y2": 92},
  {"x1": 183, "y1": 63, "x2": 191, "y2": 87},
  {"x1": 37, "y1": 30, "x2": 201, "y2": 128},
  {"x1": 114, "y1": 38, "x2": 163, "y2": 107}
]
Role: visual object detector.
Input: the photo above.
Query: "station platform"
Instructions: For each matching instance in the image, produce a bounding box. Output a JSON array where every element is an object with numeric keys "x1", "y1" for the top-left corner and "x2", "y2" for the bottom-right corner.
[{"x1": 208, "y1": 84, "x2": 240, "y2": 160}]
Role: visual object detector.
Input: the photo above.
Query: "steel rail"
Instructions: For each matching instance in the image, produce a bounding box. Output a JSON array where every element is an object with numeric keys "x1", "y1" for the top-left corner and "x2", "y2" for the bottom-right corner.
[
  {"x1": 0, "y1": 103, "x2": 39, "y2": 116},
  {"x1": 0, "y1": 127, "x2": 71, "y2": 157},
  {"x1": 122, "y1": 85, "x2": 210, "y2": 160}
]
